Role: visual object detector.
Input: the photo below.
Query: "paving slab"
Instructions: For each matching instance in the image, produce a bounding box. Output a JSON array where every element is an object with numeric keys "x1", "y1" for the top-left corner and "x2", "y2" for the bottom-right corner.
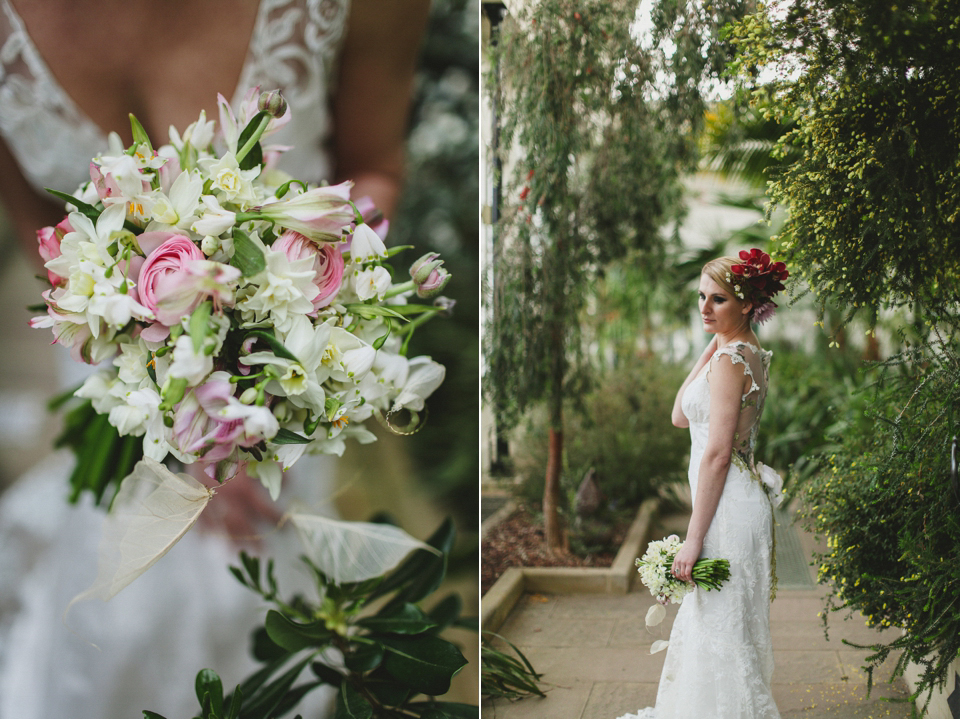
[{"x1": 483, "y1": 508, "x2": 913, "y2": 719}]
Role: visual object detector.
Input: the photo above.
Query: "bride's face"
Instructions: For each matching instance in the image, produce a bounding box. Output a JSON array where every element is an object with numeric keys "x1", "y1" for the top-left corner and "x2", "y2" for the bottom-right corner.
[{"x1": 698, "y1": 274, "x2": 751, "y2": 335}]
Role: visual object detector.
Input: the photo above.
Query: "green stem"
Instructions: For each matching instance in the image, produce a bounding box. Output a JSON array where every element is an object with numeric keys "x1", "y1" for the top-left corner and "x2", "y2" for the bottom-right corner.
[
  {"x1": 383, "y1": 280, "x2": 415, "y2": 299},
  {"x1": 236, "y1": 115, "x2": 271, "y2": 163}
]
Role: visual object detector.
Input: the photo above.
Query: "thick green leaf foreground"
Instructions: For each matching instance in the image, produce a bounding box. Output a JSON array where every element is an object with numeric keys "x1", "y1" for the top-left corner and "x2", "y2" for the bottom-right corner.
[{"x1": 142, "y1": 518, "x2": 475, "y2": 719}]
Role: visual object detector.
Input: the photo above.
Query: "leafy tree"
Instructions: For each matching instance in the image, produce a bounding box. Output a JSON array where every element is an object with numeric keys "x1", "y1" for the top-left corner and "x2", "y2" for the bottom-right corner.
[
  {"x1": 730, "y1": 0, "x2": 960, "y2": 323},
  {"x1": 485, "y1": 0, "x2": 749, "y2": 547},
  {"x1": 730, "y1": 0, "x2": 960, "y2": 704}
]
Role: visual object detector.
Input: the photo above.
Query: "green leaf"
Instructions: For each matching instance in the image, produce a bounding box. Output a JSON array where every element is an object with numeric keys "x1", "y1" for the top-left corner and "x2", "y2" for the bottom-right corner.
[
  {"x1": 236, "y1": 110, "x2": 269, "y2": 171},
  {"x1": 426, "y1": 594, "x2": 463, "y2": 632},
  {"x1": 45, "y1": 188, "x2": 101, "y2": 220},
  {"x1": 271, "y1": 428, "x2": 313, "y2": 445},
  {"x1": 363, "y1": 668, "x2": 411, "y2": 707},
  {"x1": 232, "y1": 229, "x2": 267, "y2": 277},
  {"x1": 335, "y1": 682, "x2": 373, "y2": 719},
  {"x1": 342, "y1": 303, "x2": 408, "y2": 322},
  {"x1": 251, "y1": 626, "x2": 288, "y2": 662},
  {"x1": 385, "y1": 244, "x2": 415, "y2": 257},
  {"x1": 143, "y1": 712, "x2": 168, "y2": 719},
  {"x1": 195, "y1": 669, "x2": 223, "y2": 717},
  {"x1": 188, "y1": 301, "x2": 213, "y2": 354},
  {"x1": 244, "y1": 329, "x2": 298, "y2": 362},
  {"x1": 359, "y1": 603, "x2": 437, "y2": 635},
  {"x1": 129, "y1": 113, "x2": 154, "y2": 153},
  {"x1": 380, "y1": 635, "x2": 468, "y2": 696},
  {"x1": 310, "y1": 661, "x2": 344, "y2": 687},
  {"x1": 224, "y1": 686, "x2": 242, "y2": 719},
  {"x1": 265, "y1": 609, "x2": 331, "y2": 652},
  {"x1": 239, "y1": 655, "x2": 312, "y2": 719},
  {"x1": 368, "y1": 519, "x2": 454, "y2": 604},
  {"x1": 343, "y1": 642, "x2": 385, "y2": 673},
  {"x1": 240, "y1": 552, "x2": 261, "y2": 590}
]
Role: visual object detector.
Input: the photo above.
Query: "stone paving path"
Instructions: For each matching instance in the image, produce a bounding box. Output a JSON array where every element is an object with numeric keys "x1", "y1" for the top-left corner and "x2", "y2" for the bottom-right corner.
[{"x1": 483, "y1": 512, "x2": 914, "y2": 719}]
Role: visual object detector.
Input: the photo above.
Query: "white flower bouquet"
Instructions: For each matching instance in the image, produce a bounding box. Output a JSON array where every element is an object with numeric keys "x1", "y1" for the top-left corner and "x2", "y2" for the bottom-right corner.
[
  {"x1": 31, "y1": 88, "x2": 452, "y2": 502},
  {"x1": 636, "y1": 535, "x2": 731, "y2": 631}
]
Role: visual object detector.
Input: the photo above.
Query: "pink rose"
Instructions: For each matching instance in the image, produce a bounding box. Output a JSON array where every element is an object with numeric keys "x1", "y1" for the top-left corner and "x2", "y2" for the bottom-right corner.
[
  {"x1": 37, "y1": 216, "x2": 72, "y2": 286},
  {"x1": 138, "y1": 234, "x2": 205, "y2": 326},
  {"x1": 273, "y1": 231, "x2": 345, "y2": 309}
]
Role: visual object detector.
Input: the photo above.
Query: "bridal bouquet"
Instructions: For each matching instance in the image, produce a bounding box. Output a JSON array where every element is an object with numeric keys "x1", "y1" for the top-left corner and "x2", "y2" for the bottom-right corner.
[
  {"x1": 30, "y1": 89, "x2": 451, "y2": 501},
  {"x1": 636, "y1": 535, "x2": 730, "y2": 634}
]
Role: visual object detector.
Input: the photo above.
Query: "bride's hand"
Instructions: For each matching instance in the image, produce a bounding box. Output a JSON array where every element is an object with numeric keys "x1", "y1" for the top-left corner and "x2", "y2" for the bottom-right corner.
[
  {"x1": 672, "y1": 539, "x2": 702, "y2": 583},
  {"x1": 191, "y1": 465, "x2": 283, "y2": 546}
]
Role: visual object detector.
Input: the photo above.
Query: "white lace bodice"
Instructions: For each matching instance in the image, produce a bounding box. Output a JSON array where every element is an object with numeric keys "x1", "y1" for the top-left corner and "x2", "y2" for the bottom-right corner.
[
  {"x1": 682, "y1": 341, "x2": 772, "y2": 483},
  {"x1": 0, "y1": 0, "x2": 348, "y2": 195}
]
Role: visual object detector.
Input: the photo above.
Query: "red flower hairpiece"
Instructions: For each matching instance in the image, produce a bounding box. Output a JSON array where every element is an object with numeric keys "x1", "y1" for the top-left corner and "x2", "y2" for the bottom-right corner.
[{"x1": 728, "y1": 249, "x2": 789, "y2": 323}]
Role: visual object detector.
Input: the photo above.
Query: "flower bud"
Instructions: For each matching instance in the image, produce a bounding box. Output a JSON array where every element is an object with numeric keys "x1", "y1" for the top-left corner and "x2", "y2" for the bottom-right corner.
[
  {"x1": 239, "y1": 387, "x2": 259, "y2": 404},
  {"x1": 200, "y1": 235, "x2": 220, "y2": 256},
  {"x1": 410, "y1": 252, "x2": 451, "y2": 298},
  {"x1": 409, "y1": 252, "x2": 442, "y2": 284},
  {"x1": 258, "y1": 89, "x2": 287, "y2": 118}
]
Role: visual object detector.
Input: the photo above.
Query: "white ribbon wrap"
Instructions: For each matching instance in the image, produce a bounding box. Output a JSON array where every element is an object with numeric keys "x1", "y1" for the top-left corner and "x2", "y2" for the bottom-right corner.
[{"x1": 756, "y1": 462, "x2": 785, "y2": 508}]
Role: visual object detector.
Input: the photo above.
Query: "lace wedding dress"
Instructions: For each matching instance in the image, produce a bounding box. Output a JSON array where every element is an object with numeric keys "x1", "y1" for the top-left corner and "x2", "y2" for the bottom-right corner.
[
  {"x1": 620, "y1": 342, "x2": 781, "y2": 719},
  {"x1": 0, "y1": 1, "x2": 349, "y2": 717}
]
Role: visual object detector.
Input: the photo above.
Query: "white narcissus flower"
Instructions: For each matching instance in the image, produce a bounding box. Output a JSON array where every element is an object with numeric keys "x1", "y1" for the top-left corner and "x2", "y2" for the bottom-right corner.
[
  {"x1": 391, "y1": 356, "x2": 445, "y2": 412},
  {"x1": 316, "y1": 326, "x2": 376, "y2": 384},
  {"x1": 237, "y1": 250, "x2": 318, "y2": 332},
  {"x1": 76, "y1": 370, "x2": 123, "y2": 415},
  {"x1": 168, "y1": 334, "x2": 214, "y2": 387},
  {"x1": 353, "y1": 266, "x2": 391, "y2": 301},
  {"x1": 147, "y1": 169, "x2": 204, "y2": 229},
  {"x1": 248, "y1": 459, "x2": 283, "y2": 501},
  {"x1": 191, "y1": 195, "x2": 237, "y2": 236},
  {"x1": 199, "y1": 152, "x2": 260, "y2": 207}
]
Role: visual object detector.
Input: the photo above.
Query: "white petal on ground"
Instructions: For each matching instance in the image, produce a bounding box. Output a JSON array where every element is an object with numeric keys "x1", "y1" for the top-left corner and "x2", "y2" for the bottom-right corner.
[
  {"x1": 645, "y1": 603, "x2": 667, "y2": 627},
  {"x1": 289, "y1": 513, "x2": 439, "y2": 584},
  {"x1": 66, "y1": 458, "x2": 212, "y2": 612}
]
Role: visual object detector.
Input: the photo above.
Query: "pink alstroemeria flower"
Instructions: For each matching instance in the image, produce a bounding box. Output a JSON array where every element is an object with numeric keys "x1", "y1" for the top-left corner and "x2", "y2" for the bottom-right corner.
[
  {"x1": 273, "y1": 230, "x2": 345, "y2": 309},
  {"x1": 257, "y1": 181, "x2": 354, "y2": 241},
  {"x1": 173, "y1": 372, "x2": 279, "y2": 478},
  {"x1": 36, "y1": 216, "x2": 73, "y2": 287}
]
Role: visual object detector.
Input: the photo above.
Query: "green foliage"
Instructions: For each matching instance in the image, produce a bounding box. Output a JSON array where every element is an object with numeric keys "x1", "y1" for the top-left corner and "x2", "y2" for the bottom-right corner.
[
  {"x1": 55, "y1": 398, "x2": 142, "y2": 506},
  {"x1": 800, "y1": 337, "x2": 960, "y2": 707},
  {"x1": 730, "y1": 0, "x2": 960, "y2": 325},
  {"x1": 511, "y1": 358, "x2": 689, "y2": 509},
  {"x1": 144, "y1": 519, "x2": 477, "y2": 719},
  {"x1": 395, "y1": 0, "x2": 479, "y2": 521},
  {"x1": 756, "y1": 336, "x2": 875, "y2": 493},
  {"x1": 487, "y1": 0, "x2": 691, "y2": 429},
  {"x1": 480, "y1": 632, "x2": 545, "y2": 701}
]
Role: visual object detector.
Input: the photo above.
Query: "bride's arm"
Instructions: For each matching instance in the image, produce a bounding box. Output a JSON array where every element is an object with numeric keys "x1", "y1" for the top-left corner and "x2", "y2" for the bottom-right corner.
[
  {"x1": 332, "y1": 0, "x2": 431, "y2": 219},
  {"x1": 671, "y1": 353, "x2": 744, "y2": 582},
  {"x1": 671, "y1": 336, "x2": 718, "y2": 428}
]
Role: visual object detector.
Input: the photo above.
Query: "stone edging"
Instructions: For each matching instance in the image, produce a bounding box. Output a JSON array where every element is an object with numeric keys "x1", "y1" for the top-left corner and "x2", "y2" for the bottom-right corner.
[{"x1": 481, "y1": 498, "x2": 659, "y2": 632}]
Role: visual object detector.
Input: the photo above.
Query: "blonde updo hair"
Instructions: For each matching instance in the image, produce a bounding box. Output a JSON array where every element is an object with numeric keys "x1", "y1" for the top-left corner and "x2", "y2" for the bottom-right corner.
[{"x1": 701, "y1": 256, "x2": 754, "y2": 316}]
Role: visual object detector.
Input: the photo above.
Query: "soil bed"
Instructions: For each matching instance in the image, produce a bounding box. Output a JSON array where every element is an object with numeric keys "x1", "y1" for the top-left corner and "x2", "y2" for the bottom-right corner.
[{"x1": 481, "y1": 506, "x2": 632, "y2": 595}]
